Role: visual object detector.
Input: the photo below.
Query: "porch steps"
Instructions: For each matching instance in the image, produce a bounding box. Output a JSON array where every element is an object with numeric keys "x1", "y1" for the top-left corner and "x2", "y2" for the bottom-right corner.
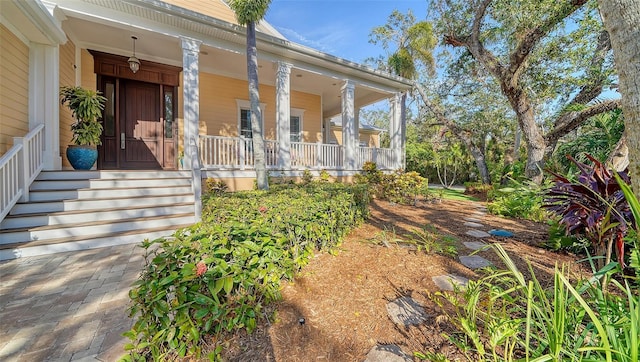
[{"x1": 0, "y1": 170, "x2": 196, "y2": 260}]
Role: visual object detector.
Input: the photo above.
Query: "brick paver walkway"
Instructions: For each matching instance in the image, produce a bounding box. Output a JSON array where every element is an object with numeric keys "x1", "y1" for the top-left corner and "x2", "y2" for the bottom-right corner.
[{"x1": 0, "y1": 244, "x2": 147, "y2": 361}]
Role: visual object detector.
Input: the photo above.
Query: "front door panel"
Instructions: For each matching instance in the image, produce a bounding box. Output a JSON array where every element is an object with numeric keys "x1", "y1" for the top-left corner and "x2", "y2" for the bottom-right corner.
[{"x1": 121, "y1": 80, "x2": 162, "y2": 169}]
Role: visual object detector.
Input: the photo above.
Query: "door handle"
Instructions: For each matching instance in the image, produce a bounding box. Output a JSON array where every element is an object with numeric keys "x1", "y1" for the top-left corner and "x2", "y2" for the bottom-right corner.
[{"x1": 121, "y1": 133, "x2": 125, "y2": 149}]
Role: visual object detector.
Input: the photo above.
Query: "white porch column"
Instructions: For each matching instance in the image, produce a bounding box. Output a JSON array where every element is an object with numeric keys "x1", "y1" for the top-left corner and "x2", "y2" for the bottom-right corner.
[
  {"x1": 390, "y1": 92, "x2": 406, "y2": 169},
  {"x1": 30, "y1": 44, "x2": 61, "y2": 170},
  {"x1": 341, "y1": 80, "x2": 356, "y2": 170},
  {"x1": 400, "y1": 93, "x2": 406, "y2": 169},
  {"x1": 181, "y1": 37, "x2": 201, "y2": 170},
  {"x1": 276, "y1": 62, "x2": 292, "y2": 169}
]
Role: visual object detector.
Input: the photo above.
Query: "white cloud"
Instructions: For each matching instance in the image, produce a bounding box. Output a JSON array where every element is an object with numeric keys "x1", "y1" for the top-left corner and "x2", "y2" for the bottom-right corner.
[{"x1": 276, "y1": 26, "x2": 351, "y2": 55}]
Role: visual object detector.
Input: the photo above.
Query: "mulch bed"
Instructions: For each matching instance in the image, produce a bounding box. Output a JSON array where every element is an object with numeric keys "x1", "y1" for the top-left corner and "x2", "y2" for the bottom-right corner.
[{"x1": 217, "y1": 198, "x2": 588, "y2": 361}]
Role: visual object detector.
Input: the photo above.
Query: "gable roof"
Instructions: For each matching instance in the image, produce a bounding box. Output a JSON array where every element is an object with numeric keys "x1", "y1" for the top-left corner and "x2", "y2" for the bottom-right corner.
[{"x1": 161, "y1": 0, "x2": 285, "y2": 39}]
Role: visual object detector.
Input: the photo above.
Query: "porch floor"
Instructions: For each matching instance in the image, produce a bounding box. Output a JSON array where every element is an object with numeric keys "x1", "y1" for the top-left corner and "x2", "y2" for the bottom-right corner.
[{"x1": 0, "y1": 243, "x2": 145, "y2": 361}]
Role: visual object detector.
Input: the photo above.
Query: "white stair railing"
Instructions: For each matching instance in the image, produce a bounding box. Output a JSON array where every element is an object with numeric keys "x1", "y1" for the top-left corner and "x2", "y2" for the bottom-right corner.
[
  {"x1": 190, "y1": 136, "x2": 202, "y2": 222},
  {"x1": 0, "y1": 124, "x2": 45, "y2": 221}
]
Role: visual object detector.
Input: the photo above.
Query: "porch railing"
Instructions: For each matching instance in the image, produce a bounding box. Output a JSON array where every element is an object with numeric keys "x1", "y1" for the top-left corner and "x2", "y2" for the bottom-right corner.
[
  {"x1": 290, "y1": 142, "x2": 343, "y2": 169},
  {"x1": 199, "y1": 136, "x2": 279, "y2": 169},
  {"x1": 0, "y1": 124, "x2": 45, "y2": 221},
  {"x1": 199, "y1": 135, "x2": 393, "y2": 171},
  {"x1": 357, "y1": 147, "x2": 395, "y2": 170}
]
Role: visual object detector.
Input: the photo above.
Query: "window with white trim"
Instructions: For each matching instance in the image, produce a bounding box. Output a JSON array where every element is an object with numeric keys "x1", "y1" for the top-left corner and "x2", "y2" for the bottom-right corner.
[
  {"x1": 290, "y1": 108, "x2": 304, "y2": 142},
  {"x1": 236, "y1": 99, "x2": 266, "y2": 139},
  {"x1": 290, "y1": 116, "x2": 301, "y2": 142},
  {"x1": 240, "y1": 109, "x2": 253, "y2": 138}
]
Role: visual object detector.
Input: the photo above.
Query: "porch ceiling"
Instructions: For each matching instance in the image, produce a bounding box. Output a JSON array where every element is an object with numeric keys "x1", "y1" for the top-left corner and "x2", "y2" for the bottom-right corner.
[{"x1": 57, "y1": 0, "x2": 411, "y2": 118}]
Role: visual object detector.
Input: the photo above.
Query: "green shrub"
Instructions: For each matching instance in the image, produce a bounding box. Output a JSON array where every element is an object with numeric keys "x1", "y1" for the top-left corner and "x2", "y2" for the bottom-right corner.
[
  {"x1": 404, "y1": 226, "x2": 458, "y2": 257},
  {"x1": 487, "y1": 179, "x2": 548, "y2": 222},
  {"x1": 124, "y1": 183, "x2": 369, "y2": 360},
  {"x1": 545, "y1": 220, "x2": 588, "y2": 253},
  {"x1": 356, "y1": 161, "x2": 384, "y2": 185},
  {"x1": 203, "y1": 178, "x2": 229, "y2": 195},
  {"x1": 464, "y1": 182, "x2": 493, "y2": 195},
  {"x1": 319, "y1": 169, "x2": 331, "y2": 183},
  {"x1": 301, "y1": 169, "x2": 313, "y2": 184},
  {"x1": 355, "y1": 162, "x2": 427, "y2": 205}
]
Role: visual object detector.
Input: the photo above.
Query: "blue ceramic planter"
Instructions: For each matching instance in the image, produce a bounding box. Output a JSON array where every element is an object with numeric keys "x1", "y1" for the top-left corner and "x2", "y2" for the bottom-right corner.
[{"x1": 67, "y1": 145, "x2": 98, "y2": 170}]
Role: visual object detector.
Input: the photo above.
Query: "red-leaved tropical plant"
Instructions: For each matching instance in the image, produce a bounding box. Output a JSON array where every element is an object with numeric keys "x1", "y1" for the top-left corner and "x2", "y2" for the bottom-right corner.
[{"x1": 544, "y1": 154, "x2": 634, "y2": 269}]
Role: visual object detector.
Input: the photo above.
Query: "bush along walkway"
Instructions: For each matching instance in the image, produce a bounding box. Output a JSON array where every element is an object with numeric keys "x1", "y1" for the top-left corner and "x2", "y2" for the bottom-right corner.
[
  {"x1": 123, "y1": 184, "x2": 371, "y2": 360},
  {"x1": 366, "y1": 203, "x2": 518, "y2": 362}
]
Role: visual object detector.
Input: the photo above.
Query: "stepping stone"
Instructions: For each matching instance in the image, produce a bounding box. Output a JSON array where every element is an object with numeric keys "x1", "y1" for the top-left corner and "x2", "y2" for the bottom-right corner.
[
  {"x1": 463, "y1": 241, "x2": 488, "y2": 250},
  {"x1": 460, "y1": 255, "x2": 493, "y2": 269},
  {"x1": 472, "y1": 211, "x2": 486, "y2": 216},
  {"x1": 464, "y1": 217, "x2": 482, "y2": 222},
  {"x1": 365, "y1": 344, "x2": 412, "y2": 362},
  {"x1": 476, "y1": 206, "x2": 488, "y2": 212},
  {"x1": 489, "y1": 229, "x2": 514, "y2": 237},
  {"x1": 463, "y1": 221, "x2": 484, "y2": 228},
  {"x1": 466, "y1": 229, "x2": 491, "y2": 238},
  {"x1": 432, "y1": 274, "x2": 469, "y2": 291},
  {"x1": 386, "y1": 296, "x2": 428, "y2": 327}
]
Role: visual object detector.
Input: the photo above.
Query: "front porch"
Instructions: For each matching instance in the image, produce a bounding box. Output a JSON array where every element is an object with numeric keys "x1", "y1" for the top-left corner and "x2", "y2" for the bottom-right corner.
[{"x1": 198, "y1": 135, "x2": 397, "y2": 171}]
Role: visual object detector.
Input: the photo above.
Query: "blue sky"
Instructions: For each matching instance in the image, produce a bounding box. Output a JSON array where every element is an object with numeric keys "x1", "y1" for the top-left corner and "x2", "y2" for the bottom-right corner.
[{"x1": 265, "y1": 0, "x2": 428, "y2": 63}]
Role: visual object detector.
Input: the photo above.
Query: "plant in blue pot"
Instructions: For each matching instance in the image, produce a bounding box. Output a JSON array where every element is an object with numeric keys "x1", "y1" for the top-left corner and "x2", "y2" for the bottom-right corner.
[{"x1": 60, "y1": 86, "x2": 106, "y2": 170}]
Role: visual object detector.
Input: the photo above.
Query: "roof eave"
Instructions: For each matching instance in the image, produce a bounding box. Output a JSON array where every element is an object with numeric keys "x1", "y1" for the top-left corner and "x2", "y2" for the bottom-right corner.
[
  {"x1": 15, "y1": 0, "x2": 67, "y2": 44},
  {"x1": 128, "y1": 0, "x2": 413, "y2": 90}
]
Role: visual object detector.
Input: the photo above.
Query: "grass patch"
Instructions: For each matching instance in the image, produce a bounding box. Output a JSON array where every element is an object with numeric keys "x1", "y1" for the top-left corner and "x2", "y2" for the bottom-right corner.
[{"x1": 430, "y1": 187, "x2": 479, "y2": 202}]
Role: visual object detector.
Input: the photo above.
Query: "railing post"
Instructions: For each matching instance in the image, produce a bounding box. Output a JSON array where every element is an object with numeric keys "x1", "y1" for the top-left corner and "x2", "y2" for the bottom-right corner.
[
  {"x1": 373, "y1": 148, "x2": 378, "y2": 168},
  {"x1": 190, "y1": 137, "x2": 202, "y2": 222},
  {"x1": 14, "y1": 137, "x2": 29, "y2": 203},
  {"x1": 239, "y1": 137, "x2": 246, "y2": 170},
  {"x1": 316, "y1": 142, "x2": 322, "y2": 169}
]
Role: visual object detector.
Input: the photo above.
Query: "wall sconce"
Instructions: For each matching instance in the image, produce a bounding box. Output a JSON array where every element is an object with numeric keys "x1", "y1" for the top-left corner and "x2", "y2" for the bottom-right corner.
[{"x1": 128, "y1": 36, "x2": 140, "y2": 73}]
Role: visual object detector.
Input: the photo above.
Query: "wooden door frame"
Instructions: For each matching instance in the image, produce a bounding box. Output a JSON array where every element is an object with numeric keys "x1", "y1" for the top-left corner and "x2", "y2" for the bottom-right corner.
[{"x1": 90, "y1": 50, "x2": 182, "y2": 170}]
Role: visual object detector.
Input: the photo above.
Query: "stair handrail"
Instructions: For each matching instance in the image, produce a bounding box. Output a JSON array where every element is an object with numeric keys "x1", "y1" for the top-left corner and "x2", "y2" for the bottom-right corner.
[
  {"x1": 190, "y1": 136, "x2": 202, "y2": 222},
  {"x1": 0, "y1": 124, "x2": 45, "y2": 222}
]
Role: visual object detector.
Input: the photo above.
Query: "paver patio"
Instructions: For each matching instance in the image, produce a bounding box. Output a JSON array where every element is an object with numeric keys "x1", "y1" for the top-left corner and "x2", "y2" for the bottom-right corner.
[{"x1": 0, "y1": 244, "x2": 146, "y2": 361}]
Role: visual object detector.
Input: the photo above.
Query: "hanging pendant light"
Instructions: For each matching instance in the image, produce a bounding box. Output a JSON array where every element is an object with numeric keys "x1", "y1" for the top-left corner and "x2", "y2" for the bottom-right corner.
[{"x1": 128, "y1": 36, "x2": 140, "y2": 73}]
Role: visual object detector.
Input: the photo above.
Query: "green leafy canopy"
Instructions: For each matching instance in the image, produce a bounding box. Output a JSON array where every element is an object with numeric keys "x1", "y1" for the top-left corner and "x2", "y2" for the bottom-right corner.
[{"x1": 228, "y1": 0, "x2": 272, "y2": 25}]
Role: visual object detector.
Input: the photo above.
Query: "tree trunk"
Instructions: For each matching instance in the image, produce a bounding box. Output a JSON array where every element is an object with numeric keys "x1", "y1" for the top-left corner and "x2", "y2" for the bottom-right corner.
[
  {"x1": 413, "y1": 84, "x2": 491, "y2": 184},
  {"x1": 606, "y1": 134, "x2": 630, "y2": 171},
  {"x1": 504, "y1": 86, "x2": 546, "y2": 184},
  {"x1": 598, "y1": 0, "x2": 640, "y2": 200},
  {"x1": 246, "y1": 22, "x2": 269, "y2": 190},
  {"x1": 512, "y1": 124, "x2": 521, "y2": 162},
  {"x1": 470, "y1": 146, "x2": 491, "y2": 184}
]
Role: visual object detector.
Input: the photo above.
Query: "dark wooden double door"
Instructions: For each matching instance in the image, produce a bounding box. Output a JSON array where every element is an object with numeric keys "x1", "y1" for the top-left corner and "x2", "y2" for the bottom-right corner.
[{"x1": 98, "y1": 78, "x2": 177, "y2": 169}]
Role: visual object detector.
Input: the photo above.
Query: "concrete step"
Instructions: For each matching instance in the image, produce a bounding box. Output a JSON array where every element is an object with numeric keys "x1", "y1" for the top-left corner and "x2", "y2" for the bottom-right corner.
[
  {"x1": 30, "y1": 177, "x2": 191, "y2": 190},
  {"x1": 9, "y1": 194, "x2": 195, "y2": 215},
  {"x1": 2, "y1": 170, "x2": 198, "y2": 261},
  {"x1": 0, "y1": 225, "x2": 192, "y2": 260},
  {"x1": 28, "y1": 185, "x2": 193, "y2": 202},
  {"x1": 1, "y1": 203, "x2": 194, "y2": 229},
  {"x1": 36, "y1": 170, "x2": 191, "y2": 180},
  {"x1": 0, "y1": 213, "x2": 195, "y2": 245}
]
